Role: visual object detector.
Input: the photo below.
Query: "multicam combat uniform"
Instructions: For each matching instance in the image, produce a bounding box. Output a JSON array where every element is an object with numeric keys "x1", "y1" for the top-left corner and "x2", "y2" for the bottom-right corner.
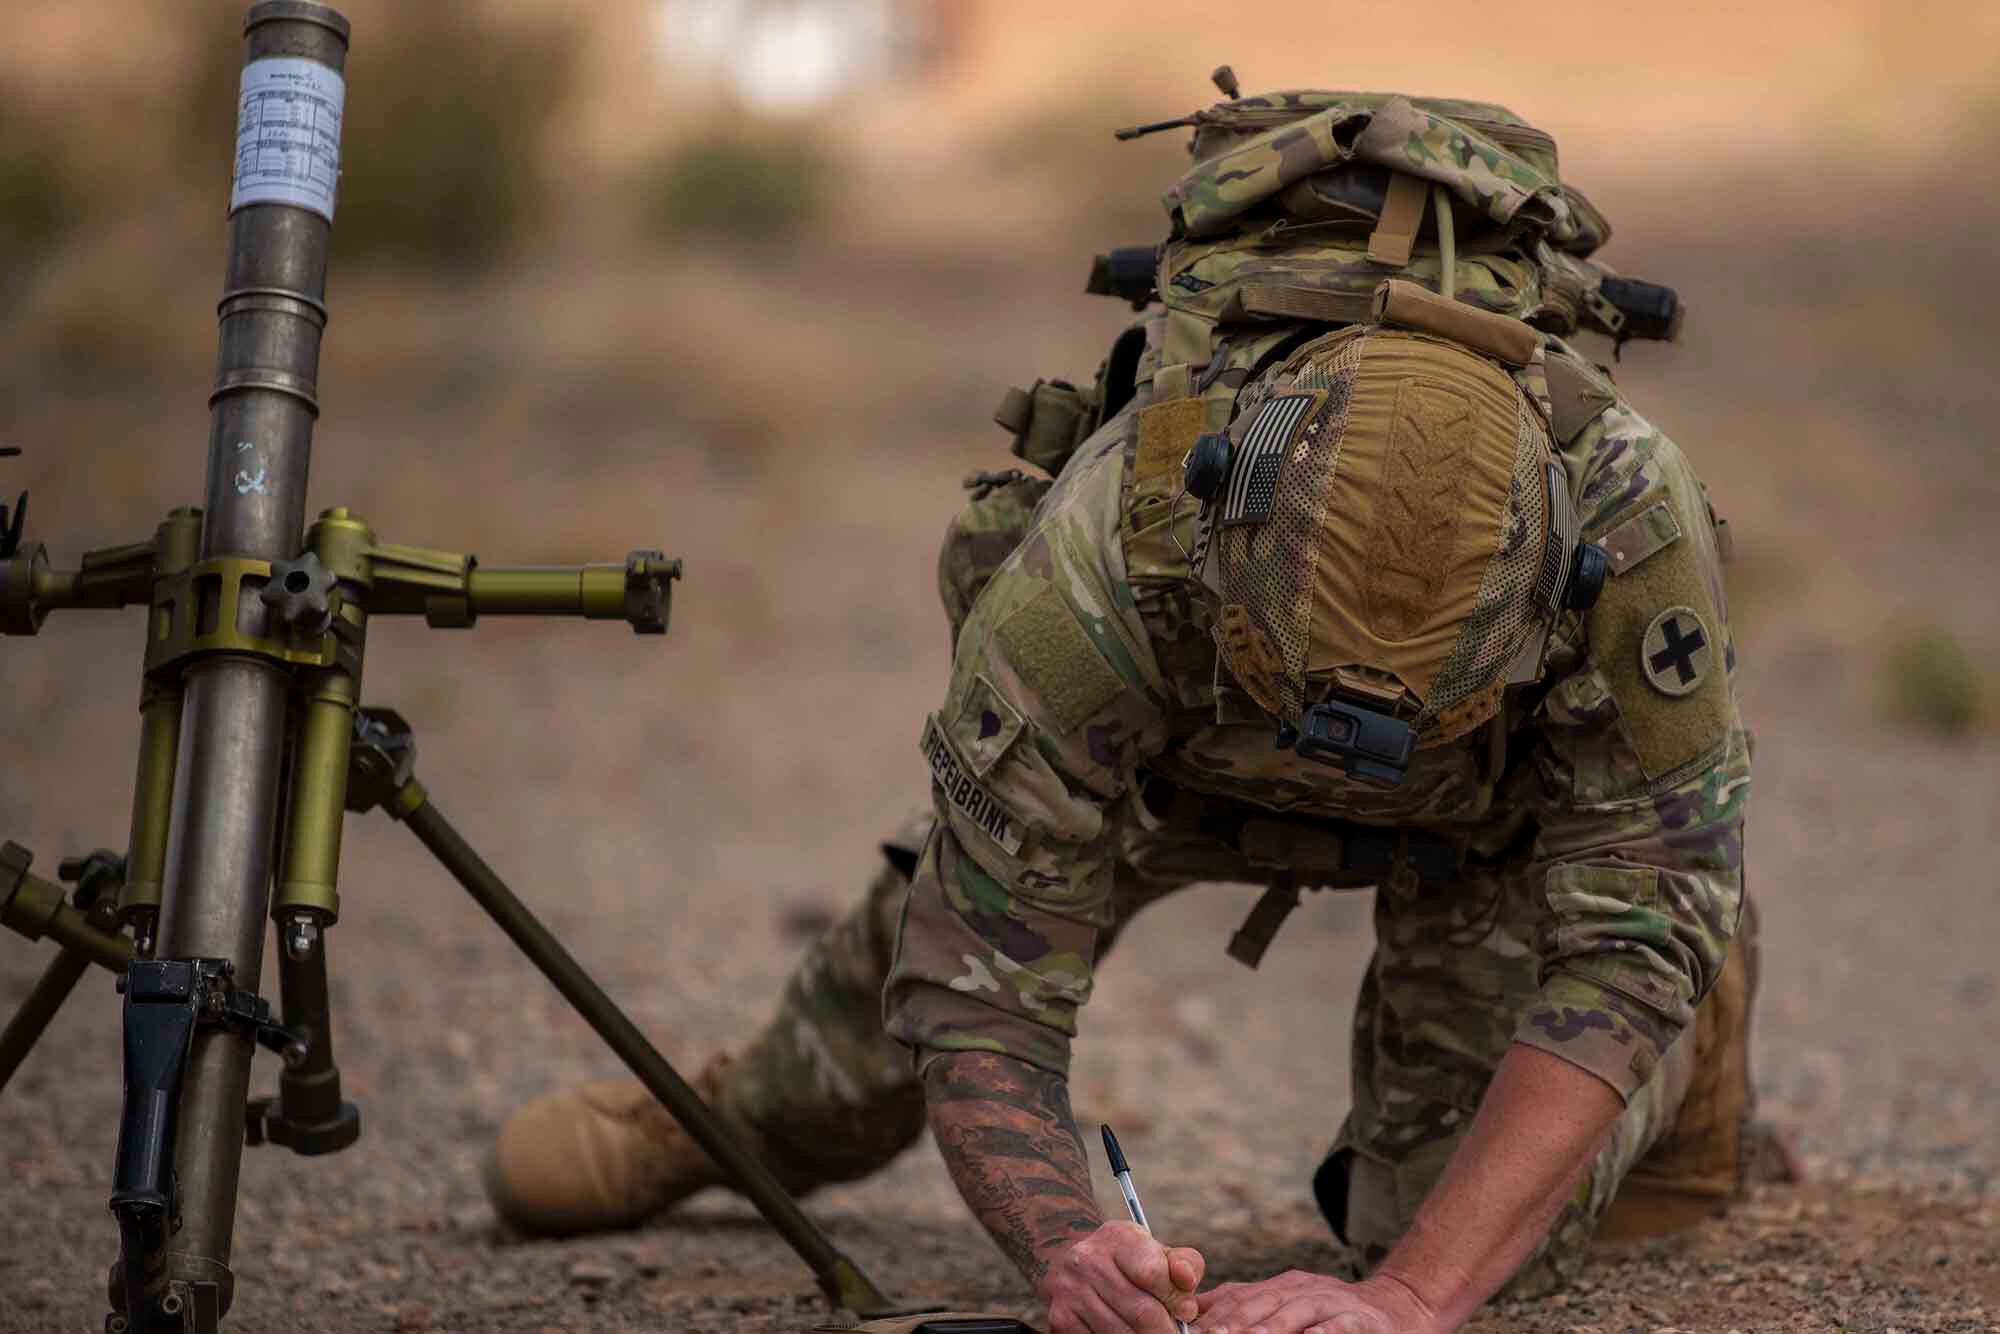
[
  {"x1": 488, "y1": 88, "x2": 1752, "y2": 1290},
  {"x1": 723, "y1": 313, "x2": 1750, "y2": 1290}
]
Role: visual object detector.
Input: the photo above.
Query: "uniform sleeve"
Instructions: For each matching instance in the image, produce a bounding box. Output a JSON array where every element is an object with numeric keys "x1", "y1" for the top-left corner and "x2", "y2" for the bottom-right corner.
[
  {"x1": 1515, "y1": 395, "x2": 1749, "y2": 1103},
  {"x1": 884, "y1": 441, "x2": 1172, "y2": 1077}
]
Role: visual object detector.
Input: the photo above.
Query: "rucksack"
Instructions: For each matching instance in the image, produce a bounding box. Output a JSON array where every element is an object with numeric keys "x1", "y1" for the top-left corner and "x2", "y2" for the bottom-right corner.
[
  {"x1": 1119, "y1": 77, "x2": 1678, "y2": 359},
  {"x1": 996, "y1": 72, "x2": 1682, "y2": 484}
]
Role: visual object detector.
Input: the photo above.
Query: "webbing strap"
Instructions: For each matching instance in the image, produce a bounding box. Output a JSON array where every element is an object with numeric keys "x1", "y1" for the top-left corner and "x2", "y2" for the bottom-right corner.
[
  {"x1": 1219, "y1": 818, "x2": 1469, "y2": 970},
  {"x1": 1371, "y1": 278, "x2": 1540, "y2": 366},
  {"x1": 1176, "y1": 783, "x2": 1468, "y2": 887},
  {"x1": 1227, "y1": 872, "x2": 1302, "y2": 969},
  {"x1": 1366, "y1": 170, "x2": 1429, "y2": 268},
  {"x1": 1236, "y1": 284, "x2": 1374, "y2": 326}
]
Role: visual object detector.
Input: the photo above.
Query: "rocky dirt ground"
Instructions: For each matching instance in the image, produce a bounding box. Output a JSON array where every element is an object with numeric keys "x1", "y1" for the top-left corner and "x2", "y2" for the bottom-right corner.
[{"x1": 4, "y1": 159, "x2": 2000, "y2": 1332}]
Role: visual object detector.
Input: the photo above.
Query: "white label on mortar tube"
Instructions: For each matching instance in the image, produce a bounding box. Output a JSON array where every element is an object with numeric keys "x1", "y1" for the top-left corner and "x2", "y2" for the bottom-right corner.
[{"x1": 230, "y1": 57, "x2": 344, "y2": 221}]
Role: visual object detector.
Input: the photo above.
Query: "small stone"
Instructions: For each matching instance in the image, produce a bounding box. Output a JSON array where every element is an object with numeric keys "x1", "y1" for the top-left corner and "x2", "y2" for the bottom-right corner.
[
  {"x1": 449, "y1": 1204, "x2": 491, "y2": 1233},
  {"x1": 567, "y1": 1259, "x2": 617, "y2": 1286},
  {"x1": 395, "y1": 1303, "x2": 434, "y2": 1331}
]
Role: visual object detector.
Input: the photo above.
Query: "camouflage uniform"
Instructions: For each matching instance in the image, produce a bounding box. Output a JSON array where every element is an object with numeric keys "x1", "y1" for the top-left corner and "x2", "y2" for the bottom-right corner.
[
  {"x1": 491, "y1": 87, "x2": 1749, "y2": 1289},
  {"x1": 723, "y1": 316, "x2": 1749, "y2": 1292}
]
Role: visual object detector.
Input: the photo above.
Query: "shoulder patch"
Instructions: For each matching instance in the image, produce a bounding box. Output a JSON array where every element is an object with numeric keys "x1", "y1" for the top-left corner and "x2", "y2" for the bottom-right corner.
[
  {"x1": 1640, "y1": 606, "x2": 1712, "y2": 697},
  {"x1": 1589, "y1": 502, "x2": 1731, "y2": 781},
  {"x1": 994, "y1": 585, "x2": 1127, "y2": 733}
]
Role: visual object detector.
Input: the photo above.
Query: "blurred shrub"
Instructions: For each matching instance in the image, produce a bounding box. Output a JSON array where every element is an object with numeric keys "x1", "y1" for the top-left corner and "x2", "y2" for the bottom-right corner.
[
  {"x1": 1882, "y1": 627, "x2": 1988, "y2": 738},
  {"x1": 0, "y1": 86, "x2": 73, "y2": 272},
  {"x1": 637, "y1": 120, "x2": 830, "y2": 246},
  {"x1": 176, "y1": 2, "x2": 580, "y2": 271}
]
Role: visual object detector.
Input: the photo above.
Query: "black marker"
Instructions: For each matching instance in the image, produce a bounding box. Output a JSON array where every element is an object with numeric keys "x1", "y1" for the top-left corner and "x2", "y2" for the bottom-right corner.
[{"x1": 1100, "y1": 1124, "x2": 1191, "y2": 1334}]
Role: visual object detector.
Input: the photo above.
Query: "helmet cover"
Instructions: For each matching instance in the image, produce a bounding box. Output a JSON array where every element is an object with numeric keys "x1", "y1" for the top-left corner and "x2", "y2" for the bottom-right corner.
[{"x1": 1210, "y1": 325, "x2": 1571, "y2": 745}]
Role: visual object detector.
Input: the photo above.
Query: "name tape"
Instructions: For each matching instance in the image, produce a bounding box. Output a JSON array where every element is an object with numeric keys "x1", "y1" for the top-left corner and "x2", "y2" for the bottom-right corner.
[{"x1": 922, "y1": 717, "x2": 1024, "y2": 855}]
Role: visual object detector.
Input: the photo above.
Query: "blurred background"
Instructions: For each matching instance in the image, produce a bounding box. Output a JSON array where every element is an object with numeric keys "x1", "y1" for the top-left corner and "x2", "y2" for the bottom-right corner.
[{"x1": 2, "y1": 0, "x2": 1997, "y2": 1325}]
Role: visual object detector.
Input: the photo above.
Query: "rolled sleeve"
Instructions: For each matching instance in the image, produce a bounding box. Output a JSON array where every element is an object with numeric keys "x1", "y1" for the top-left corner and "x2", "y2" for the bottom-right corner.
[
  {"x1": 883, "y1": 821, "x2": 1102, "y2": 1078},
  {"x1": 1523, "y1": 402, "x2": 1750, "y2": 1102},
  {"x1": 1516, "y1": 860, "x2": 1704, "y2": 1102},
  {"x1": 1528, "y1": 402, "x2": 1752, "y2": 1104}
]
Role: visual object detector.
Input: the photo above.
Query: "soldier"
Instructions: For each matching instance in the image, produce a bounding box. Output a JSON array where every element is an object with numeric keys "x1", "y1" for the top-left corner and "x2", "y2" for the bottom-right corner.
[{"x1": 488, "y1": 86, "x2": 1754, "y2": 1334}]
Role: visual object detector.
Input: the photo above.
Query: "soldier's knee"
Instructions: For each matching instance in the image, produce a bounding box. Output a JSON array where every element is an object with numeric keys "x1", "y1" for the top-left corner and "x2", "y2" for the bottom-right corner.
[{"x1": 1312, "y1": 1147, "x2": 1391, "y2": 1276}]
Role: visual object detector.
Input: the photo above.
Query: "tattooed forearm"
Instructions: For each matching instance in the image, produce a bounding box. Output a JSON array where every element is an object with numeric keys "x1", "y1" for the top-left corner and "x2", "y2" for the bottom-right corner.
[{"x1": 923, "y1": 1051, "x2": 1103, "y2": 1284}]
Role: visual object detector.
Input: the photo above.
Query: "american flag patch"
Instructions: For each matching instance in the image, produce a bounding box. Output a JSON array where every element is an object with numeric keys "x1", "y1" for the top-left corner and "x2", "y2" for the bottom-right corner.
[{"x1": 1221, "y1": 393, "x2": 1315, "y2": 526}]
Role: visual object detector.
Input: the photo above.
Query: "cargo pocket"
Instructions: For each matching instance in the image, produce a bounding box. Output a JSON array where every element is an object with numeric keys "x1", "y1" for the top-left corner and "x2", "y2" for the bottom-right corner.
[{"x1": 1542, "y1": 861, "x2": 1685, "y2": 1019}]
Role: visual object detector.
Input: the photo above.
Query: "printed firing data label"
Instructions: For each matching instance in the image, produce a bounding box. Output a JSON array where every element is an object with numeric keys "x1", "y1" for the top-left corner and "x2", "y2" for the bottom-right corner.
[{"x1": 230, "y1": 58, "x2": 344, "y2": 221}]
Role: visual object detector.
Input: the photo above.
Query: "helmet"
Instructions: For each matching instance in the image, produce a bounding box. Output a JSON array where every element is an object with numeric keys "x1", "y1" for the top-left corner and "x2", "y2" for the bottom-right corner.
[{"x1": 1204, "y1": 320, "x2": 1577, "y2": 773}]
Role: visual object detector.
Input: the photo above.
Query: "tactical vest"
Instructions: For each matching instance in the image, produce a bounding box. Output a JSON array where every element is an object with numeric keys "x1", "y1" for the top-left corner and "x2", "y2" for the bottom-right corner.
[{"x1": 968, "y1": 82, "x2": 1689, "y2": 950}]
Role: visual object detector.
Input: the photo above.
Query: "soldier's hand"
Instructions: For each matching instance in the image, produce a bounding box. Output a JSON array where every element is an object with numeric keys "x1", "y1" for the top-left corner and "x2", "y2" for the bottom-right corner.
[
  {"x1": 1193, "y1": 1270, "x2": 1439, "y2": 1334},
  {"x1": 1038, "y1": 1219, "x2": 1203, "y2": 1334}
]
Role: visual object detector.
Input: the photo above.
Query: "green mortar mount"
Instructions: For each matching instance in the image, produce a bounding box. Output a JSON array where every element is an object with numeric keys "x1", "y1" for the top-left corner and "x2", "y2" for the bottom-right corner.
[{"x1": 0, "y1": 3, "x2": 906, "y2": 1330}]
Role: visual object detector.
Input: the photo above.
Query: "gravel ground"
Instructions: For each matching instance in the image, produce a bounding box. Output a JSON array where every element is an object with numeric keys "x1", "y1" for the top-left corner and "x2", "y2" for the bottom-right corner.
[
  {"x1": 6, "y1": 504, "x2": 1997, "y2": 1334},
  {"x1": 5, "y1": 223, "x2": 1999, "y2": 1330}
]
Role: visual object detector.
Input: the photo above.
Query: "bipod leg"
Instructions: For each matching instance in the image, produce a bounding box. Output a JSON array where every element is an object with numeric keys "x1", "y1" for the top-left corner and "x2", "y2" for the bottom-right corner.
[
  {"x1": 0, "y1": 848, "x2": 133, "y2": 1095},
  {"x1": 344, "y1": 710, "x2": 904, "y2": 1317},
  {"x1": 411, "y1": 798, "x2": 900, "y2": 1315},
  {"x1": 0, "y1": 948, "x2": 93, "y2": 1093}
]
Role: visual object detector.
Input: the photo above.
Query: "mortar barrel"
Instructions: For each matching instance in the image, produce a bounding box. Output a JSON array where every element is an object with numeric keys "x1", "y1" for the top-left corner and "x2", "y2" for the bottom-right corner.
[{"x1": 151, "y1": 3, "x2": 350, "y2": 1314}]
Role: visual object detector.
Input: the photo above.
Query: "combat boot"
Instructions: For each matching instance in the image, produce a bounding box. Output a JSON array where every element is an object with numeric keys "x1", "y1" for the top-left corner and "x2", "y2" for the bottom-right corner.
[
  {"x1": 483, "y1": 1055, "x2": 809, "y2": 1235},
  {"x1": 1596, "y1": 901, "x2": 1770, "y2": 1241}
]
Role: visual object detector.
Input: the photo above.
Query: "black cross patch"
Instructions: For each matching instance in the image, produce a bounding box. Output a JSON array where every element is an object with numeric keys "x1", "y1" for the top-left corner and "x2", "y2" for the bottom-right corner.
[{"x1": 1641, "y1": 606, "x2": 1713, "y2": 697}]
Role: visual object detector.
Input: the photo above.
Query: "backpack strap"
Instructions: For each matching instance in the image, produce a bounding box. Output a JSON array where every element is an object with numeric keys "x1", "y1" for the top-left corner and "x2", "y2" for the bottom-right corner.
[
  {"x1": 1229, "y1": 284, "x2": 1374, "y2": 326},
  {"x1": 1370, "y1": 278, "x2": 1538, "y2": 365},
  {"x1": 1366, "y1": 170, "x2": 1431, "y2": 267}
]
